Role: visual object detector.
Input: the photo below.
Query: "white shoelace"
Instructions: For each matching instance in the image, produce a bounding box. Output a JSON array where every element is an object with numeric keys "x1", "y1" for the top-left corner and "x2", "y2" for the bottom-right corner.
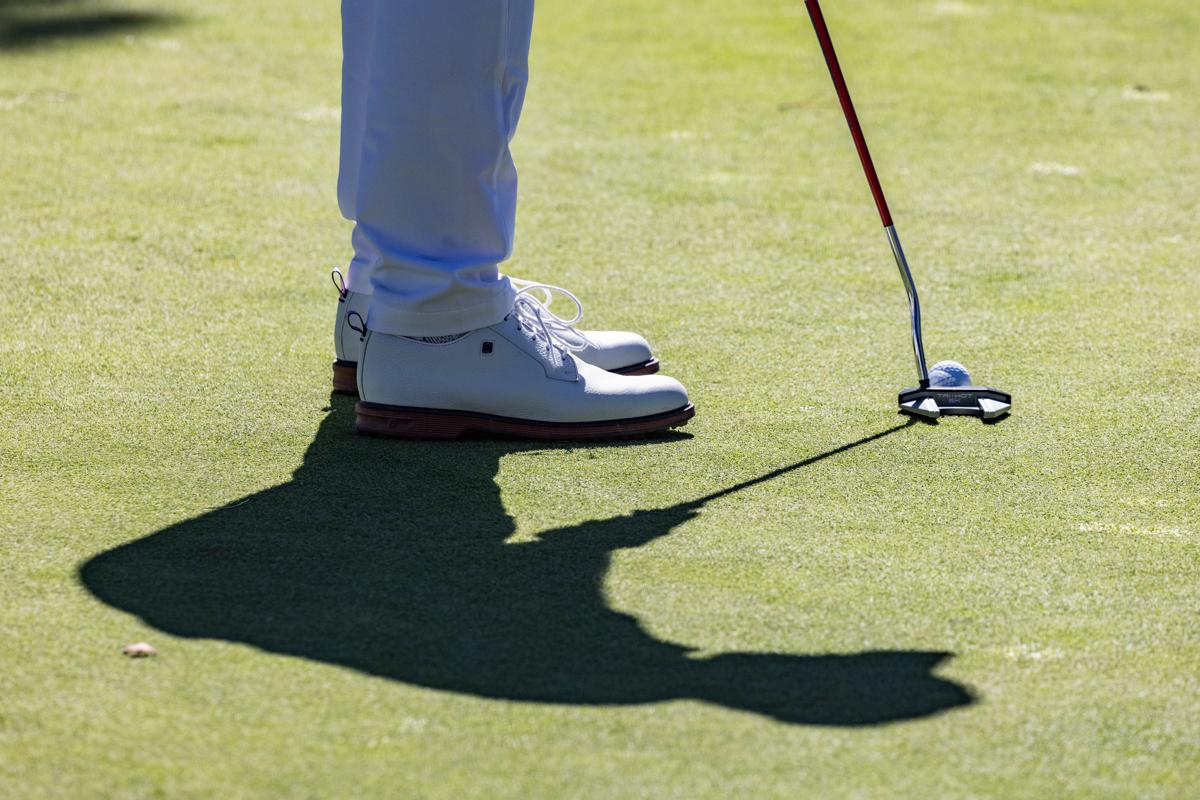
[{"x1": 510, "y1": 281, "x2": 594, "y2": 364}]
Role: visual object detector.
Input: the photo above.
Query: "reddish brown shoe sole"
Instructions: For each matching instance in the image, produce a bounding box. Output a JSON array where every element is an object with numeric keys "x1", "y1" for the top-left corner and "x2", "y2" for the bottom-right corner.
[
  {"x1": 356, "y1": 401, "x2": 695, "y2": 440},
  {"x1": 332, "y1": 360, "x2": 358, "y2": 394},
  {"x1": 334, "y1": 356, "x2": 659, "y2": 396},
  {"x1": 610, "y1": 357, "x2": 660, "y2": 376}
]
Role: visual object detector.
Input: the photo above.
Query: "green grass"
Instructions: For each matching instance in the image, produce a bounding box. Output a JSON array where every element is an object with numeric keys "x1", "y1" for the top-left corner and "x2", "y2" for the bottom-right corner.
[{"x1": 2, "y1": 0, "x2": 1198, "y2": 796}]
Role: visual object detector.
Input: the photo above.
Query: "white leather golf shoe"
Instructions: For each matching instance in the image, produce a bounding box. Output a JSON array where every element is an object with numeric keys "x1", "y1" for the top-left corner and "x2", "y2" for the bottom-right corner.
[
  {"x1": 331, "y1": 270, "x2": 660, "y2": 394},
  {"x1": 352, "y1": 287, "x2": 694, "y2": 440}
]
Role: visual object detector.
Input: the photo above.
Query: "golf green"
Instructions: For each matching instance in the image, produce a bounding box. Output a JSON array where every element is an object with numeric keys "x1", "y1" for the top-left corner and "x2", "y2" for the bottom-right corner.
[{"x1": 2, "y1": 0, "x2": 1196, "y2": 797}]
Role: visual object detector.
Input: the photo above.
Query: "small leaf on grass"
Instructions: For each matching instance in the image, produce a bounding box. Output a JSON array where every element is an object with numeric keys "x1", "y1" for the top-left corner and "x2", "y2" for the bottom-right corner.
[{"x1": 122, "y1": 642, "x2": 157, "y2": 658}]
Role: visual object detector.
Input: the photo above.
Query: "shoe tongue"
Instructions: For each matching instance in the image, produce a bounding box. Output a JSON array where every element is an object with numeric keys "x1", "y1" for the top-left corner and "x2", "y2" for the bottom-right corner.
[
  {"x1": 535, "y1": 334, "x2": 562, "y2": 367},
  {"x1": 507, "y1": 312, "x2": 565, "y2": 367}
]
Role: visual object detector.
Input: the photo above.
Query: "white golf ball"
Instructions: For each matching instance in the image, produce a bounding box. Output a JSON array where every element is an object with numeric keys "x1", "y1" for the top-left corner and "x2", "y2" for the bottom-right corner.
[{"x1": 928, "y1": 360, "x2": 972, "y2": 387}]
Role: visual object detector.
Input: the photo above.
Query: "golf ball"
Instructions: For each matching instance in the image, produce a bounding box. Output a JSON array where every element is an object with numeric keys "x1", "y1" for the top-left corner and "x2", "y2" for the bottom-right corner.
[{"x1": 928, "y1": 360, "x2": 972, "y2": 387}]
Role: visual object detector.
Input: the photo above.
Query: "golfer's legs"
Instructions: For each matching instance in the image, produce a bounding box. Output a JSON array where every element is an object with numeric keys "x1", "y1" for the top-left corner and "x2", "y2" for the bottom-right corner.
[
  {"x1": 337, "y1": 0, "x2": 378, "y2": 295},
  {"x1": 347, "y1": 0, "x2": 532, "y2": 337}
]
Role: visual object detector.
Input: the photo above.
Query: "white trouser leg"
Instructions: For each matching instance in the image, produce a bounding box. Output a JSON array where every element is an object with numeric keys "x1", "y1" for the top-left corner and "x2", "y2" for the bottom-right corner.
[
  {"x1": 339, "y1": 0, "x2": 531, "y2": 336},
  {"x1": 342, "y1": 225, "x2": 378, "y2": 296},
  {"x1": 338, "y1": 0, "x2": 378, "y2": 296}
]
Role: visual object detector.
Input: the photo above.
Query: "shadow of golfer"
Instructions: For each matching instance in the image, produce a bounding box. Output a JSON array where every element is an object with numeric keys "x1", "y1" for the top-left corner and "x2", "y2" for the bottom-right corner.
[{"x1": 79, "y1": 398, "x2": 972, "y2": 726}]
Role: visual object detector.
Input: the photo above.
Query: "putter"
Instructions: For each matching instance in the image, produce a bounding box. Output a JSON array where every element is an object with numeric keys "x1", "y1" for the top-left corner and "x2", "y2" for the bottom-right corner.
[{"x1": 804, "y1": 0, "x2": 1011, "y2": 420}]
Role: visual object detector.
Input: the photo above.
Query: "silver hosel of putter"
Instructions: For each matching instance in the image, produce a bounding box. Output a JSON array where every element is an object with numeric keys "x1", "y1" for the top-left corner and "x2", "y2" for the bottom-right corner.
[
  {"x1": 805, "y1": 0, "x2": 1011, "y2": 421},
  {"x1": 885, "y1": 225, "x2": 929, "y2": 387}
]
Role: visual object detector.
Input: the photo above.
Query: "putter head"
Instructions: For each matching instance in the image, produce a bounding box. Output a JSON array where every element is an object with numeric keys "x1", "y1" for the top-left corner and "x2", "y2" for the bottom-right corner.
[{"x1": 898, "y1": 385, "x2": 1012, "y2": 420}]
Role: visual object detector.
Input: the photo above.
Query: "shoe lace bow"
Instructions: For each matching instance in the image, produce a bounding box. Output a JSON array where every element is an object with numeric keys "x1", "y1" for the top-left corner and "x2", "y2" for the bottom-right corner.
[{"x1": 510, "y1": 280, "x2": 594, "y2": 365}]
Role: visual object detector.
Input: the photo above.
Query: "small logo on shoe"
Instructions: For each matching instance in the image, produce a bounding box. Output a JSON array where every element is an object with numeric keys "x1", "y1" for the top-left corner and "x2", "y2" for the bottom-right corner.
[{"x1": 481, "y1": 341, "x2": 494, "y2": 355}]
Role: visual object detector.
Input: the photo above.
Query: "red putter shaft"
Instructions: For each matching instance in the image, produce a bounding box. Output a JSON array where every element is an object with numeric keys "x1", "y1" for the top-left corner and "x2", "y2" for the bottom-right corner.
[
  {"x1": 804, "y1": 0, "x2": 931, "y2": 386},
  {"x1": 804, "y1": 0, "x2": 893, "y2": 228}
]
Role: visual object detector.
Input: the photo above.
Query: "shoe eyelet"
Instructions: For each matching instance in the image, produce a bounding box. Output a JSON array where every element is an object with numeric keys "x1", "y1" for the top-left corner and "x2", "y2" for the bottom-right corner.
[{"x1": 481, "y1": 341, "x2": 494, "y2": 355}]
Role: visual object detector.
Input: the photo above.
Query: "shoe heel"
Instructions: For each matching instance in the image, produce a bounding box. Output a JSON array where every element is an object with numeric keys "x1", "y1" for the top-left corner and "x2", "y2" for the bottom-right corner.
[
  {"x1": 332, "y1": 360, "x2": 358, "y2": 395},
  {"x1": 355, "y1": 402, "x2": 471, "y2": 439}
]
